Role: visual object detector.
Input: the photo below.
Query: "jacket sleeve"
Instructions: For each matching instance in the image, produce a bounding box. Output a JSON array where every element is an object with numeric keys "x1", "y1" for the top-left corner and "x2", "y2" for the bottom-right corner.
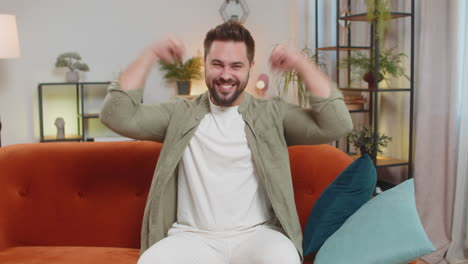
[
  {"x1": 99, "y1": 81, "x2": 176, "y2": 142},
  {"x1": 283, "y1": 85, "x2": 353, "y2": 146}
]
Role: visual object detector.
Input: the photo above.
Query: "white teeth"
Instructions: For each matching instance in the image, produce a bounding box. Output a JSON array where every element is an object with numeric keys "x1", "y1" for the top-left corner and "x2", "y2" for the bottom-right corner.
[{"x1": 221, "y1": 85, "x2": 231, "y2": 89}]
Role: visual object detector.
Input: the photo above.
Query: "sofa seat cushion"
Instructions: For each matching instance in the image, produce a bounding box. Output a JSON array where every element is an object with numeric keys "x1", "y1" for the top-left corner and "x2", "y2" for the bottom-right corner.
[{"x1": 0, "y1": 246, "x2": 140, "y2": 264}]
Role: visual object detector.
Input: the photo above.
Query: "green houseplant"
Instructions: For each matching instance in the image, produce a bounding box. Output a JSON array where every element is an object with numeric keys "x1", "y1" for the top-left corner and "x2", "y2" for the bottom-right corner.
[
  {"x1": 340, "y1": 48, "x2": 408, "y2": 90},
  {"x1": 365, "y1": 0, "x2": 392, "y2": 42},
  {"x1": 348, "y1": 126, "x2": 392, "y2": 156},
  {"x1": 159, "y1": 56, "x2": 203, "y2": 95},
  {"x1": 55, "y1": 52, "x2": 90, "y2": 83},
  {"x1": 277, "y1": 48, "x2": 328, "y2": 107}
]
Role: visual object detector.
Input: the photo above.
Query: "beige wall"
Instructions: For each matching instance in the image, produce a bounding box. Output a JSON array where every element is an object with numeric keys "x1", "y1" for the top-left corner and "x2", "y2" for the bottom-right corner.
[{"x1": 0, "y1": 0, "x2": 300, "y2": 146}]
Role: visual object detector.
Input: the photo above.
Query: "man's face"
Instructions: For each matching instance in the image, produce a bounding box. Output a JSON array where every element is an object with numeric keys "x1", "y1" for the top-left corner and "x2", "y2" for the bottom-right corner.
[{"x1": 205, "y1": 40, "x2": 254, "y2": 106}]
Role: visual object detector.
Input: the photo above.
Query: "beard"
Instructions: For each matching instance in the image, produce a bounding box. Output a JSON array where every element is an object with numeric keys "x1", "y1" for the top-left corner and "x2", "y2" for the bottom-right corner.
[{"x1": 206, "y1": 73, "x2": 249, "y2": 107}]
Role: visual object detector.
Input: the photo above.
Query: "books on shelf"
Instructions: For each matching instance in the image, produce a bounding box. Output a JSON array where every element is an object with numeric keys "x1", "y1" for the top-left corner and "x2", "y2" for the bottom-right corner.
[{"x1": 344, "y1": 95, "x2": 366, "y2": 110}]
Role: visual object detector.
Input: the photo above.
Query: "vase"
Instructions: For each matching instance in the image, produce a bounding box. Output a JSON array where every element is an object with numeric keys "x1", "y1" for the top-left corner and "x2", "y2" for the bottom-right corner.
[
  {"x1": 66, "y1": 71, "x2": 79, "y2": 83},
  {"x1": 363, "y1": 72, "x2": 383, "y2": 91},
  {"x1": 360, "y1": 146, "x2": 369, "y2": 157},
  {"x1": 176, "y1": 81, "x2": 191, "y2": 95}
]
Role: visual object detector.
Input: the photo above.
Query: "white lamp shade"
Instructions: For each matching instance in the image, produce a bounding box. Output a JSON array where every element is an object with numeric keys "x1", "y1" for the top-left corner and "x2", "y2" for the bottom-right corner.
[{"x1": 0, "y1": 14, "x2": 21, "y2": 58}]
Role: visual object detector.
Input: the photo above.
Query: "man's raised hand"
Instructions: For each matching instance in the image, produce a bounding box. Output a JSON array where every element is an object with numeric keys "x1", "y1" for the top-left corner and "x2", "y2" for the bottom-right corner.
[
  {"x1": 269, "y1": 44, "x2": 332, "y2": 98},
  {"x1": 269, "y1": 44, "x2": 303, "y2": 73},
  {"x1": 149, "y1": 37, "x2": 185, "y2": 64},
  {"x1": 119, "y1": 37, "x2": 185, "y2": 91}
]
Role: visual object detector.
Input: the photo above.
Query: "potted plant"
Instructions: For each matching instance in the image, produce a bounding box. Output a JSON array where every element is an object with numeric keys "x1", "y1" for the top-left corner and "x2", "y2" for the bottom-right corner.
[
  {"x1": 348, "y1": 126, "x2": 392, "y2": 156},
  {"x1": 340, "y1": 48, "x2": 408, "y2": 90},
  {"x1": 277, "y1": 48, "x2": 328, "y2": 107},
  {"x1": 159, "y1": 56, "x2": 203, "y2": 95},
  {"x1": 365, "y1": 0, "x2": 392, "y2": 42},
  {"x1": 55, "y1": 52, "x2": 90, "y2": 83}
]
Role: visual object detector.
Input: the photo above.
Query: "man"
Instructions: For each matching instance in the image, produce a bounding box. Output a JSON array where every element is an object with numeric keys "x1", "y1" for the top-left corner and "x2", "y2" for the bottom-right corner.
[{"x1": 100, "y1": 21, "x2": 352, "y2": 264}]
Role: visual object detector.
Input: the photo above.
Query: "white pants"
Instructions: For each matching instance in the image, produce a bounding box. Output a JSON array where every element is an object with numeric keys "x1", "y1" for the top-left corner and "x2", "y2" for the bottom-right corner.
[{"x1": 137, "y1": 225, "x2": 301, "y2": 264}]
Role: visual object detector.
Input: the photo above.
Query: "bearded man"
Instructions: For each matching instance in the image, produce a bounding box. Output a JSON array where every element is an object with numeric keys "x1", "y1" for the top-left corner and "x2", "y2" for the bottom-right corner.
[{"x1": 100, "y1": 21, "x2": 353, "y2": 264}]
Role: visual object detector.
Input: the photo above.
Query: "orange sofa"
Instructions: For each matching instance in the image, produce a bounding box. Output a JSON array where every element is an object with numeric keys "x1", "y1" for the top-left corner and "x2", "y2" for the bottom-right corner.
[{"x1": 0, "y1": 141, "x2": 416, "y2": 264}]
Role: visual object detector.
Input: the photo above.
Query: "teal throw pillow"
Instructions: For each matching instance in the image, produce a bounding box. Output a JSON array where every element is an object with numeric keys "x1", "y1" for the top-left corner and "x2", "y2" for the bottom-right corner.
[
  {"x1": 314, "y1": 179, "x2": 435, "y2": 264},
  {"x1": 303, "y1": 154, "x2": 376, "y2": 256}
]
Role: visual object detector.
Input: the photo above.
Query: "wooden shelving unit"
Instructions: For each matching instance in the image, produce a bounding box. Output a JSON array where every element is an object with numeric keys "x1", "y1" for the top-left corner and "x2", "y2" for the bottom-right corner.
[{"x1": 315, "y1": 0, "x2": 415, "y2": 189}]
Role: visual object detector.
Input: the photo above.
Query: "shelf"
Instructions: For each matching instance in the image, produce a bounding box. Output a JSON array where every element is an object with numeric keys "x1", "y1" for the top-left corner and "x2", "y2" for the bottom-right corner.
[
  {"x1": 340, "y1": 88, "x2": 411, "y2": 92},
  {"x1": 349, "y1": 109, "x2": 370, "y2": 113},
  {"x1": 350, "y1": 155, "x2": 409, "y2": 168},
  {"x1": 316, "y1": 46, "x2": 370, "y2": 51},
  {"x1": 39, "y1": 82, "x2": 111, "y2": 86},
  {"x1": 81, "y1": 113, "x2": 99, "y2": 119},
  {"x1": 42, "y1": 135, "x2": 82, "y2": 142},
  {"x1": 38, "y1": 81, "x2": 113, "y2": 143},
  {"x1": 315, "y1": 0, "x2": 415, "y2": 181},
  {"x1": 339, "y1": 12, "x2": 412, "y2": 22}
]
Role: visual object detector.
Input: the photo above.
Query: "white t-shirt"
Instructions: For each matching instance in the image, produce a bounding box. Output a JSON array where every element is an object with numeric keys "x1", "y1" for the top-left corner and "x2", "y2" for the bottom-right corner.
[{"x1": 174, "y1": 97, "x2": 274, "y2": 232}]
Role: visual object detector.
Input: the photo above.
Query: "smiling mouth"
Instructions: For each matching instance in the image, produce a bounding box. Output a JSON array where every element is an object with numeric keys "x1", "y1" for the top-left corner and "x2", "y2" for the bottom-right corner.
[{"x1": 216, "y1": 82, "x2": 237, "y2": 93}]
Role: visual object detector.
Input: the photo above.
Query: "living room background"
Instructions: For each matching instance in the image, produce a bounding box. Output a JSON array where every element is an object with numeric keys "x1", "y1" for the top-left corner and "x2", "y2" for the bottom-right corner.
[{"x1": 0, "y1": 0, "x2": 304, "y2": 146}]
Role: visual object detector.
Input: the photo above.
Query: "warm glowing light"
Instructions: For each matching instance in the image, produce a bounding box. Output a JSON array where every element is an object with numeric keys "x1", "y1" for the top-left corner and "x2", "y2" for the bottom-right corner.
[{"x1": 256, "y1": 80, "x2": 266, "y2": 90}]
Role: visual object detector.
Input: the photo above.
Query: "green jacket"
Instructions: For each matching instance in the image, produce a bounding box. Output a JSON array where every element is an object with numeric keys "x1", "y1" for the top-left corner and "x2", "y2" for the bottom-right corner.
[{"x1": 100, "y1": 82, "x2": 353, "y2": 261}]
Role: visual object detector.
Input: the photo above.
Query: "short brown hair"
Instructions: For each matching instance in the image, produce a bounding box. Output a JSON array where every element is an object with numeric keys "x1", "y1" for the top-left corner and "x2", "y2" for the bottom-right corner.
[{"x1": 204, "y1": 21, "x2": 255, "y2": 63}]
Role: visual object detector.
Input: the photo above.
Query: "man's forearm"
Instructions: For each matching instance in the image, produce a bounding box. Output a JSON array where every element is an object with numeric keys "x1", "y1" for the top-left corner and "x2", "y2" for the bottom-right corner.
[
  {"x1": 295, "y1": 59, "x2": 332, "y2": 99},
  {"x1": 120, "y1": 48, "x2": 159, "y2": 91}
]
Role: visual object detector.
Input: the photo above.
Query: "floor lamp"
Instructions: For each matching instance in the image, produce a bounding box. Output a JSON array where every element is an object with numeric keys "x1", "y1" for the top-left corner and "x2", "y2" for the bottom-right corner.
[{"x1": 0, "y1": 14, "x2": 21, "y2": 147}]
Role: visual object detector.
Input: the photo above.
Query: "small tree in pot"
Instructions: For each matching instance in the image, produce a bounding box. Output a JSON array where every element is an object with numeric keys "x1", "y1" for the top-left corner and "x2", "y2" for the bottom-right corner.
[
  {"x1": 348, "y1": 126, "x2": 392, "y2": 156},
  {"x1": 55, "y1": 52, "x2": 90, "y2": 83},
  {"x1": 340, "y1": 48, "x2": 408, "y2": 90},
  {"x1": 159, "y1": 56, "x2": 203, "y2": 95}
]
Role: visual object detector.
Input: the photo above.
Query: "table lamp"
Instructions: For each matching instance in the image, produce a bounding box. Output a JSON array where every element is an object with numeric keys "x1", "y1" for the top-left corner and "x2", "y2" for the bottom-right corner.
[{"x1": 0, "y1": 14, "x2": 21, "y2": 147}]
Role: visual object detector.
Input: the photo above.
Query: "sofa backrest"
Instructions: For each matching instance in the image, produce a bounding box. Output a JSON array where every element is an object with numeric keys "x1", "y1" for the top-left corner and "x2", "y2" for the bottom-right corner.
[
  {"x1": 0, "y1": 141, "x2": 352, "y2": 250},
  {"x1": 0, "y1": 141, "x2": 160, "y2": 250}
]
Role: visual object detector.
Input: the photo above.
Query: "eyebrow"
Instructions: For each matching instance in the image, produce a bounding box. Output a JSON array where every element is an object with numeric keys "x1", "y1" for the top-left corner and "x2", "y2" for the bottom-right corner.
[{"x1": 211, "y1": 59, "x2": 245, "y2": 66}]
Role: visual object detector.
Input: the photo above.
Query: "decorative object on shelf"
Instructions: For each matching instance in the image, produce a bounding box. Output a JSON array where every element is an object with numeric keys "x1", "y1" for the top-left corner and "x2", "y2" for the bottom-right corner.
[
  {"x1": 348, "y1": 126, "x2": 392, "y2": 156},
  {"x1": 159, "y1": 56, "x2": 203, "y2": 95},
  {"x1": 219, "y1": 0, "x2": 249, "y2": 24},
  {"x1": 276, "y1": 48, "x2": 327, "y2": 107},
  {"x1": 55, "y1": 52, "x2": 90, "y2": 83},
  {"x1": 344, "y1": 95, "x2": 366, "y2": 110},
  {"x1": 255, "y1": 73, "x2": 269, "y2": 97},
  {"x1": 365, "y1": 0, "x2": 391, "y2": 42},
  {"x1": 0, "y1": 14, "x2": 21, "y2": 147},
  {"x1": 338, "y1": 10, "x2": 352, "y2": 28},
  {"x1": 54, "y1": 117, "x2": 65, "y2": 140},
  {"x1": 340, "y1": 48, "x2": 408, "y2": 90}
]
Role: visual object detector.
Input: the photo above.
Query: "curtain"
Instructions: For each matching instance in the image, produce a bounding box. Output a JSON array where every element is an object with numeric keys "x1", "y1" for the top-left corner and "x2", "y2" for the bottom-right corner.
[
  {"x1": 414, "y1": 0, "x2": 464, "y2": 263},
  {"x1": 445, "y1": 1, "x2": 468, "y2": 263}
]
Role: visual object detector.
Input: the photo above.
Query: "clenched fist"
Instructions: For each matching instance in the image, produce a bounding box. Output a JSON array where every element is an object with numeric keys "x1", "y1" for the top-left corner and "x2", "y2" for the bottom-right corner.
[
  {"x1": 269, "y1": 44, "x2": 331, "y2": 98},
  {"x1": 269, "y1": 44, "x2": 303, "y2": 72},
  {"x1": 148, "y1": 37, "x2": 185, "y2": 64}
]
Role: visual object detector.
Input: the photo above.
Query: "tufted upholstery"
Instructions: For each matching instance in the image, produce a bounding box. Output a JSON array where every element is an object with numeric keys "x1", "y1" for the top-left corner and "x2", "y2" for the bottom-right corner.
[{"x1": 0, "y1": 141, "x2": 416, "y2": 264}]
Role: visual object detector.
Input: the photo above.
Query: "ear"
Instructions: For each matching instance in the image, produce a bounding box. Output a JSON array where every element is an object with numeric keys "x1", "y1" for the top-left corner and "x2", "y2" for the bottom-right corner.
[{"x1": 250, "y1": 60, "x2": 255, "y2": 69}]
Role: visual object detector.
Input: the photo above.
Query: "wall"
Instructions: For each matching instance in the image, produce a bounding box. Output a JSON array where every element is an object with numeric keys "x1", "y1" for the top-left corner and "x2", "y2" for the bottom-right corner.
[{"x1": 0, "y1": 0, "x2": 296, "y2": 146}]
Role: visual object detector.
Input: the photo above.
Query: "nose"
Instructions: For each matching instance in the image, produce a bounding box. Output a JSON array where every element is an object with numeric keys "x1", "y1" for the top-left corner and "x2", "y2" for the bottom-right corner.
[{"x1": 220, "y1": 67, "x2": 233, "y2": 82}]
